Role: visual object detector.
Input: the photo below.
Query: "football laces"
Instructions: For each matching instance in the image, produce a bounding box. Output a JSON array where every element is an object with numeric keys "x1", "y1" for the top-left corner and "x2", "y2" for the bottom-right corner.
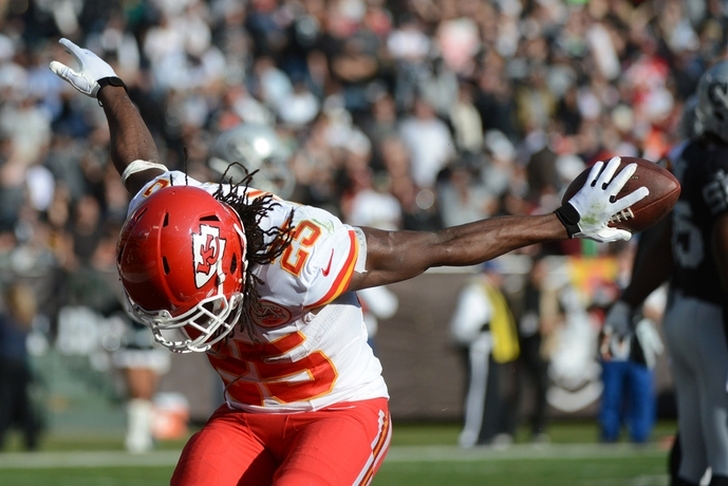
[{"x1": 609, "y1": 207, "x2": 634, "y2": 223}]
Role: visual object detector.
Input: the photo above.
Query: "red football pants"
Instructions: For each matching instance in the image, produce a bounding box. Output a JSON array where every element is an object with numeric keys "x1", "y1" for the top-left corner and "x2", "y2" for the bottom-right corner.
[{"x1": 171, "y1": 397, "x2": 391, "y2": 486}]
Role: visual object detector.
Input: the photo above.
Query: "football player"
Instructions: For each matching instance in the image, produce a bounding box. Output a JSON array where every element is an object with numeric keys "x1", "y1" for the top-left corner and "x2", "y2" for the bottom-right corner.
[
  {"x1": 603, "y1": 62, "x2": 728, "y2": 486},
  {"x1": 50, "y1": 38, "x2": 648, "y2": 485},
  {"x1": 208, "y1": 122, "x2": 297, "y2": 200}
]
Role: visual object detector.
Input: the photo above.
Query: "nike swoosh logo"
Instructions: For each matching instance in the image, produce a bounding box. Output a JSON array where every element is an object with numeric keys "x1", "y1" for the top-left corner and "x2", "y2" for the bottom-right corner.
[{"x1": 322, "y1": 250, "x2": 334, "y2": 277}]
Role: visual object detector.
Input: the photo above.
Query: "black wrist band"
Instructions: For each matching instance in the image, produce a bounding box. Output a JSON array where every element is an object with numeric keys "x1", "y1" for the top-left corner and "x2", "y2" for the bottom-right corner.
[
  {"x1": 98, "y1": 76, "x2": 128, "y2": 93},
  {"x1": 554, "y1": 203, "x2": 581, "y2": 238}
]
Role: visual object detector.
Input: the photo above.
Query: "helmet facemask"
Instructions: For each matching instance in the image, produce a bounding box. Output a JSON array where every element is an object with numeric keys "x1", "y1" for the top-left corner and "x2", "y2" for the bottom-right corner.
[{"x1": 124, "y1": 289, "x2": 245, "y2": 353}]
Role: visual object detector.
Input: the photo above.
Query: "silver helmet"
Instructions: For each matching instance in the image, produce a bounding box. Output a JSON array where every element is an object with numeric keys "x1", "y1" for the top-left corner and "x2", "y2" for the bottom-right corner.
[
  {"x1": 679, "y1": 95, "x2": 702, "y2": 140},
  {"x1": 208, "y1": 123, "x2": 296, "y2": 198},
  {"x1": 695, "y1": 61, "x2": 728, "y2": 143}
]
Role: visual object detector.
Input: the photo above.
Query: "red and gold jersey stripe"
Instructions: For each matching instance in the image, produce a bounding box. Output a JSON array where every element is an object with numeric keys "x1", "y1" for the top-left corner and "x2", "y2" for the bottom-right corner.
[{"x1": 308, "y1": 229, "x2": 359, "y2": 308}]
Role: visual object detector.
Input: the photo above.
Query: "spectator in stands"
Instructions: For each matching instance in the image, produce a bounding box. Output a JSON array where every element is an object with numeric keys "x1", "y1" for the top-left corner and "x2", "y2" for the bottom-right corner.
[
  {"x1": 437, "y1": 159, "x2": 498, "y2": 228},
  {"x1": 399, "y1": 95, "x2": 456, "y2": 191}
]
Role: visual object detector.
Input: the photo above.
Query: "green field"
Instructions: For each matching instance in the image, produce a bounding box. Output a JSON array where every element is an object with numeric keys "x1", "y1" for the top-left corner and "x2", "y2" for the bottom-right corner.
[{"x1": 0, "y1": 421, "x2": 676, "y2": 485}]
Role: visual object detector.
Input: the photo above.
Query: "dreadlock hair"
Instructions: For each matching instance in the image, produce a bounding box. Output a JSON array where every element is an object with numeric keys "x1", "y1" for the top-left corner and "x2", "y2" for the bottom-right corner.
[{"x1": 212, "y1": 162, "x2": 296, "y2": 340}]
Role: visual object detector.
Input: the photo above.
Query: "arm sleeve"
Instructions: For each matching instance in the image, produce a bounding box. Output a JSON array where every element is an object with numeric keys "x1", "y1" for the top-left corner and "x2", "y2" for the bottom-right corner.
[{"x1": 303, "y1": 226, "x2": 362, "y2": 308}]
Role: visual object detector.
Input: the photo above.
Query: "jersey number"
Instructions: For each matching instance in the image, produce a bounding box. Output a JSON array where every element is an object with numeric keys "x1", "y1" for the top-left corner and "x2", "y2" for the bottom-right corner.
[
  {"x1": 280, "y1": 220, "x2": 322, "y2": 276},
  {"x1": 142, "y1": 178, "x2": 170, "y2": 197},
  {"x1": 208, "y1": 331, "x2": 337, "y2": 406},
  {"x1": 672, "y1": 201, "x2": 704, "y2": 269}
]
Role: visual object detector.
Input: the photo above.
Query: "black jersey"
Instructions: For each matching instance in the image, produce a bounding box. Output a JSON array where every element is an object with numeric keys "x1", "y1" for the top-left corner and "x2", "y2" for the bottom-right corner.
[{"x1": 669, "y1": 139, "x2": 728, "y2": 305}]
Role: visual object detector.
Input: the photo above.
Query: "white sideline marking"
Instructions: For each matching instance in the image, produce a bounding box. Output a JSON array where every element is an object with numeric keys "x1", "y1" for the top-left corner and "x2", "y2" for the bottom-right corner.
[
  {"x1": 0, "y1": 444, "x2": 665, "y2": 469},
  {"x1": 0, "y1": 450, "x2": 181, "y2": 469},
  {"x1": 386, "y1": 443, "x2": 666, "y2": 462}
]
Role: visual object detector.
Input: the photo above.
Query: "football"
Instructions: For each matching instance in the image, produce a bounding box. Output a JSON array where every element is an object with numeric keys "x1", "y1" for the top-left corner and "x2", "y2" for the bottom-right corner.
[{"x1": 562, "y1": 156, "x2": 681, "y2": 233}]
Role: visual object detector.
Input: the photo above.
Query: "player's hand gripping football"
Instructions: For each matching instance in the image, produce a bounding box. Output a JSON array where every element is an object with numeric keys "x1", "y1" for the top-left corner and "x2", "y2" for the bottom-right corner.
[
  {"x1": 49, "y1": 38, "x2": 120, "y2": 98},
  {"x1": 555, "y1": 156, "x2": 649, "y2": 242}
]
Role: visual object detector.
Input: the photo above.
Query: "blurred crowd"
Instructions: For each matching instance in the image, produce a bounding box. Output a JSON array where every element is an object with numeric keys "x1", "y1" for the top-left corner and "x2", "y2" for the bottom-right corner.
[
  {"x1": 1, "y1": 0, "x2": 718, "y2": 322},
  {"x1": 0, "y1": 0, "x2": 721, "y2": 445}
]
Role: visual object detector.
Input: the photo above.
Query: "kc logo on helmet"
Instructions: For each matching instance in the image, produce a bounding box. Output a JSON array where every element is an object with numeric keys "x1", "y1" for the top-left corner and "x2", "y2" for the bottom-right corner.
[{"x1": 192, "y1": 224, "x2": 227, "y2": 289}]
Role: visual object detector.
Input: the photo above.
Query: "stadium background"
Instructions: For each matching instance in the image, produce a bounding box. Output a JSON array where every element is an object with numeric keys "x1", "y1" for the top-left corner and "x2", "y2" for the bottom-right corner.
[{"x1": 0, "y1": 0, "x2": 711, "y2": 443}]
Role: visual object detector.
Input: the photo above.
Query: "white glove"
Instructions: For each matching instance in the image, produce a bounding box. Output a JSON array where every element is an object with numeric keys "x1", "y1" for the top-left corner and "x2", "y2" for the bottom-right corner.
[
  {"x1": 49, "y1": 38, "x2": 121, "y2": 98},
  {"x1": 555, "y1": 156, "x2": 650, "y2": 242},
  {"x1": 608, "y1": 333, "x2": 632, "y2": 361},
  {"x1": 634, "y1": 318, "x2": 663, "y2": 369},
  {"x1": 599, "y1": 300, "x2": 633, "y2": 361},
  {"x1": 603, "y1": 300, "x2": 633, "y2": 338}
]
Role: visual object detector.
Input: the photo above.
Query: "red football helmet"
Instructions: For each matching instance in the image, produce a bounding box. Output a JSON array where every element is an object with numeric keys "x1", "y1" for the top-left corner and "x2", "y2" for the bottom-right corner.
[{"x1": 117, "y1": 185, "x2": 247, "y2": 353}]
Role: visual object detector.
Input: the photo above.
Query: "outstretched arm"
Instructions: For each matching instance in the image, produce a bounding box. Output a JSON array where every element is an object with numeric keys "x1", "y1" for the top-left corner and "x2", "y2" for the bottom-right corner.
[
  {"x1": 350, "y1": 213, "x2": 565, "y2": 290},
  {"x1": 349, "y1": 157, "x2": 650, "y2": 291},
  {"x1": 97, "y1": 87, "x2": 164, "y2": 195},
  {"x1": 50, "y1": 38, "x2": 165, "y2": 195}
]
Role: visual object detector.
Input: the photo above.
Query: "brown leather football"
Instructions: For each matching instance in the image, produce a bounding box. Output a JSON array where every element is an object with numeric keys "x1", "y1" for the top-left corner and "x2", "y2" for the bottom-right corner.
[{"x1": 561, "y1": 156, "x2": 681, "y2": 233}]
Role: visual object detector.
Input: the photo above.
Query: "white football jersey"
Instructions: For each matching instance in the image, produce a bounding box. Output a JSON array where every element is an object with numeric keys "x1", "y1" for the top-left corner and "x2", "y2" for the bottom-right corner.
[{"x1": 128, "y1": 171, "x2": 389, "y2": 412}]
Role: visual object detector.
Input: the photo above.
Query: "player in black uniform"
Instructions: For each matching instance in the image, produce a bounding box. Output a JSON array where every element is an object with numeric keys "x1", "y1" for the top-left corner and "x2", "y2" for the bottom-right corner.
[{"x1": 603, "y1": 62, "x2": 728, "y2": 486}]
